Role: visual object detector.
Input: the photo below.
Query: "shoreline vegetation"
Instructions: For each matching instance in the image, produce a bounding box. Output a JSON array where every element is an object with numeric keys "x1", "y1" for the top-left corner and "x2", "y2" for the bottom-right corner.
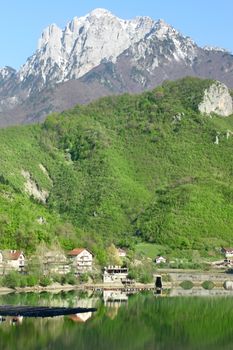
[{"x1": 1, "y1": 268, "x2": 233, "y2": 294}]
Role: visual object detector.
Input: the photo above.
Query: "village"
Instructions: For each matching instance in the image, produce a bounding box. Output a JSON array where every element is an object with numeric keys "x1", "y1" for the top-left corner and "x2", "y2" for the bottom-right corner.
[
  {"x1": 0, "y1": 245, "x2": 169, "y2": 289},
  {"x1": 1, "y1": 244, "x2": 233, "y2": 291},
  {"x1": 1, "y1": 246, "x2": 233, "y2": 328},
  {"x1": 0, "y1": 247, "x2": 95, "y2": 277}
]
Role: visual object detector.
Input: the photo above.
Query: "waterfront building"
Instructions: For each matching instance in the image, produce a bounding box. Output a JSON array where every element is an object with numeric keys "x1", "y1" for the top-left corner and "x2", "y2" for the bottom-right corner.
[
  {"x1": 103, "y1": 266, "x2": 128, "y2": 283},
  {"x1": 68, "y1": 248, "x2": 93, "y2": 274},
  {"x1": 221, "y1": 247, "x2": 233, "y2": 258},
  {"x1": 43, "y1": 251, "x2": 70, "y2": 275},
  {"x1": 1, "y1": 250, "x2": 25, "y2": 272}
]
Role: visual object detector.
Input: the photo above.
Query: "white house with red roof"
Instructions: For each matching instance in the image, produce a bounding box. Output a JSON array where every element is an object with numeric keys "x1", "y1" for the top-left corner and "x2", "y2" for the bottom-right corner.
[
  {"x1": 2, "y1": 250, "x2": 25, "y2": 271},
  {"x1": 68, "y1": 248, "x2": 93, "y2": 273},
  {"x1": 221, "y1": 247, "x2": 233, "y2": 258}
]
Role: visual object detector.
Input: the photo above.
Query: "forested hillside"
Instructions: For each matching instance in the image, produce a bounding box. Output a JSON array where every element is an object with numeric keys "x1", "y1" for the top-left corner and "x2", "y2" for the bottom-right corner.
[{"x1": 1, "y1": 77, "x2": 233, "y2": 261}]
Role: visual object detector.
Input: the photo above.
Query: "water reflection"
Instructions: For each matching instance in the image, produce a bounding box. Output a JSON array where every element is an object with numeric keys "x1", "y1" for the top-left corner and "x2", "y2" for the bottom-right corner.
[
  {"x1": 170, "y1": 287, "x2": 233, "y2": 297},
  {"x1": 0, "y1": 316, "x2": 24, "y2": 326},
  {"x1": 103, "y1": 290, "x2": 128, "y2": 305},
  {"x1": 68, "y1": 312, "x2": 92, "y2": 323},
  {"x1": 1, "y1": 290, "x2": 233, "y2": 349}
]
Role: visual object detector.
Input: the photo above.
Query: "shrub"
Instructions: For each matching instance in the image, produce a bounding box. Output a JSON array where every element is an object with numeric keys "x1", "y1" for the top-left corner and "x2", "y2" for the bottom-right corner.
[
  {"x1": 53, "y1": 274, "x2": 63, "y2": 284},
  {"x1": 60, "y1": 275, "x2": 67, "y2": 285},
  {"x1": 128, "y1": 269, "x2": 138, "y2": 280},
  {"x1": 78, "y1": 273, "x2": 89, "y2": 284},
  {"x1": 139, "y1": 271, "x2": 153, "y2": 284},
  {"x1": 65, "y1": 273, "x2": 77, "y2": 285},
  {"x1": 162, "y1": 274, "x2": 171, "y2": 282},
  {"x1": 27, "y1": 274, "x2": 39, "y2": 287},
  {"x1": 89, "y1": 272, "x2": 102, "y2": 283},
  {"x1": 202, "y1": 280, "x2": 215, "y2": 290},
  {"x1": 39, "y1": 276, "x2": 51, "y2": 287},
  {"x1": 128, "y1": 263, "x2": 154, "y2": 284},
  {"x1": 19, "y1": 275, "x2": 27, "y2": 288},
  {"x1": 180, "y1": 280, "x2": 193, "y2": 290},
  {"x1": 2, "y1": 271, "x2": 19, "y2": 288}
]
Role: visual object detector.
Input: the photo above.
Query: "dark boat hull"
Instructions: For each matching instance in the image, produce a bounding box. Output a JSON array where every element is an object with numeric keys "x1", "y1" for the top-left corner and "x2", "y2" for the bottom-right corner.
[{"x1": 0, "y1": 305, "x2": 97, "y2": 318}]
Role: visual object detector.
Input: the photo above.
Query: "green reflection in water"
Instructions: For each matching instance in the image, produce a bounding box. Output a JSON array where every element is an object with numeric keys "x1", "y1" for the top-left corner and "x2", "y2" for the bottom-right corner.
[{"x1": 0, "y1": 292, "x2": 233, "y2": 350}]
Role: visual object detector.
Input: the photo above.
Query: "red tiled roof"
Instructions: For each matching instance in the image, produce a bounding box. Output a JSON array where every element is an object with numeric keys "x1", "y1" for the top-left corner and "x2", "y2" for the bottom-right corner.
[
  {"x1": 4, "y1": 250, "x2": 24, "y2": 260},
  {"x1": 68, "y1": 248, "x2": 92, "y2": 257}
]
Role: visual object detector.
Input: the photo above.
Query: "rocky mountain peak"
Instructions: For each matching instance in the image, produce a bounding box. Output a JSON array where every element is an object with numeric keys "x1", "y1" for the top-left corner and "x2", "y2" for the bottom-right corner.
[
  {"x1": 7, "y1": 9, "x2": 203, "y2": 90},
  {"x1": 17, "y1": 9, "x2": 157, "y2": 87},
  {"x1": 88, "y1": 8, "x2": 113, "y2": 18},
  {"x1": 128, "y1": 17, "x2": 198, "y2": 75},
  {"x1": 38, "y1": 23, "x2": 62, "y2": 50},
  {"x1": 153, "y1": 19, "x2": 178, "y2": 40}
]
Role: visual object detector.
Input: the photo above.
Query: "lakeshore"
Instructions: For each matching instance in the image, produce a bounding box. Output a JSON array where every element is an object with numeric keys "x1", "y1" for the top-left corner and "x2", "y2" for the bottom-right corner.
[{"x1": 1, "y1": 268, "x2": 233, "y2": 294}]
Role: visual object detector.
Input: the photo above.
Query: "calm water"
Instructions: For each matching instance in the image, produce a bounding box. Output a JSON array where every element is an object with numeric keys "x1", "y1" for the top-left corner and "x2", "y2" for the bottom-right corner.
[{"x1": 1, "y1": 290, "x2": 233, "y2": 350}]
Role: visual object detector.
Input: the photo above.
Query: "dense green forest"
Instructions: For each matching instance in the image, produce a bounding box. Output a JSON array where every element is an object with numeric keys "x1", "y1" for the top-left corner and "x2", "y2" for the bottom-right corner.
[{"x1": 0, "y1": 77, "x2": 233, "y2": 261}]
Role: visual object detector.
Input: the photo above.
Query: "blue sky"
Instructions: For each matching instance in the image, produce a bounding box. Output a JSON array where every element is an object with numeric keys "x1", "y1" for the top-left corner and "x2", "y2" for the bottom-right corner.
[{"x1": 0, "y1": 0, "x2": 232, "y2": 69}]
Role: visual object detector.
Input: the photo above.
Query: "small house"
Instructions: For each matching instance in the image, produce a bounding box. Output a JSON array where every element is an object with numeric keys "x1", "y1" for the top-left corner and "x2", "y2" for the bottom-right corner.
[
  {"x1": 117, "y1": 248, "x2": 127, "y2": 258},
  {"x1": 43, "y1": 251, "x2": 70, "y2": 275},
  {"x1": 68, "y1": 248, "x2": 93, "y2": 273},
  {"x1": 221, "y1": 247, "x2": 233, "y2": 258},
  {"x1": 3, "y1": 250, "x2": 25, "y2": 271},
  {"x1": 155, "y1": 256, "x2": 166, "y2": 264},
  {"x1": 103, "y1": 266, "x2": 128, "y2": 284}
]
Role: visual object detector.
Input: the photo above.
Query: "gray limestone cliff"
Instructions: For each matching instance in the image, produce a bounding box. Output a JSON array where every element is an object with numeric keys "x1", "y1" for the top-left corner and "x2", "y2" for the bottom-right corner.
[{"x1": 198, "y1": 82, "x2": 233, "y2": 117}]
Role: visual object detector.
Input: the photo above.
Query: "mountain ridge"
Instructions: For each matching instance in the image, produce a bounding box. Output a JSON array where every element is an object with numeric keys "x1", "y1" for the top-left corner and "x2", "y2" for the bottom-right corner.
[{"x1": 0, "y1": 9, "x2": 233, "y2": 127}]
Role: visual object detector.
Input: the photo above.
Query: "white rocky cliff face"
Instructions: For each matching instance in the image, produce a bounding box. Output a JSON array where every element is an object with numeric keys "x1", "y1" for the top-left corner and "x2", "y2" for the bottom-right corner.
[
  {"x1": 128, "y1": 19, "x2": 198, "y2": 75},
  {"x1": 198, "y1": 82, "x2": 233, "y2": 117},
  {"x1": 15, "y1": 8, "x2": 201, "y2": 92},
  {"x1": 1, "y1": 8, "x2": 229, "y2": 96},
  {"x1": 18, "y1": 8, "x2": 155, "y2": 88}
]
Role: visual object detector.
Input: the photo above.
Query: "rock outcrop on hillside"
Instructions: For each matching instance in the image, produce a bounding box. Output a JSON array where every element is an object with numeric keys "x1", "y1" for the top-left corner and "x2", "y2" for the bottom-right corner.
[{"x1": 198, "y1": 82, "x2": 233, "y2": 117}]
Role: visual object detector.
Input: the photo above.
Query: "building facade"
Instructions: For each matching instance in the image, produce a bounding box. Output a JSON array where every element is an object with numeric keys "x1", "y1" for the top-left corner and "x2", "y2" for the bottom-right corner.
[
  {"x1": 221, "y1": 247, "x2": 233, "y2": 258},
  {"x1": 43, "y1": 251, "x2": 70, "y2": 275},
  {"x1": 1, "y1": 250, "x2": 25, "y2": 272},
  {"x1": 103, "y1": 266, "x2": 128, "y2": 284},
  {"x1": 68, "y1": 248, "x2": 93, "y2": 274}
]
